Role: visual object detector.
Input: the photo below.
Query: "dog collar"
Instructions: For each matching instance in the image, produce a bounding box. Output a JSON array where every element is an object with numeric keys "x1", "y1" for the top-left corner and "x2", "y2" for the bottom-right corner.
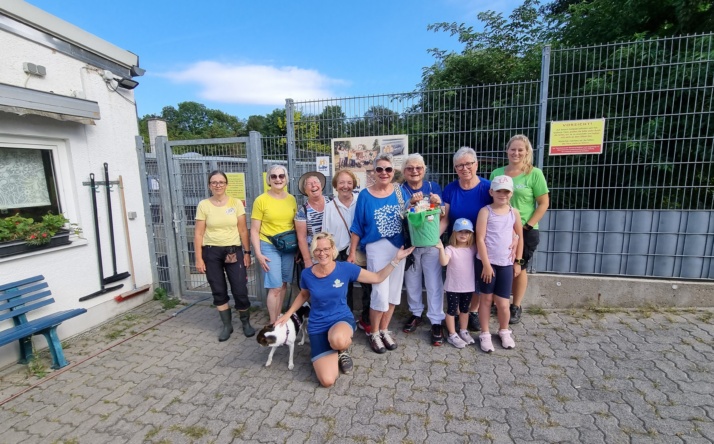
[{"x1": 283, "y1": 324, "x2": 290, "y2": 346}]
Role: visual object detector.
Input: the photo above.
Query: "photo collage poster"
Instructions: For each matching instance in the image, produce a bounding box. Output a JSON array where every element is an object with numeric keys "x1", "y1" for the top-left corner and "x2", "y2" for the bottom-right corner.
[{"x1": 331, "y1": 135, "x2": 409, "y2": 192}]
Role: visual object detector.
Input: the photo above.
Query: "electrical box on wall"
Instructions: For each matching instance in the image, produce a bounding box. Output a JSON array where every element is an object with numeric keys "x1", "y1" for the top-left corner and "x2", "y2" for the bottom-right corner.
[{"x1": 23, "y1": 62, "x2": 47, "y2": 77}]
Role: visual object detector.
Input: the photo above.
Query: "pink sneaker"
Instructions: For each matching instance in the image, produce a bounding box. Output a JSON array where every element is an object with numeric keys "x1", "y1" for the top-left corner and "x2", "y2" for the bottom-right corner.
[
  {"x1": 498, "y1": 329, "x2": 515, "y2": 349},
  {"x1": 458, "y1": 330, "x2": 475, "y2": 345},
  {"x1": 479, "y1": 332, "x2": 494, "y2": 353}
]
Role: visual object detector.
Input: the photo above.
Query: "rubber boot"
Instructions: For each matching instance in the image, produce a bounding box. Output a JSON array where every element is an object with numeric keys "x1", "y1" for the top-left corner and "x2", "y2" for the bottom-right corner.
[
  {"x1": 218, "y1": 309, "x2": 233, "y2": 342},
  {"x1": 239, "y1": 310, "x2": 255, "y2": 337}
]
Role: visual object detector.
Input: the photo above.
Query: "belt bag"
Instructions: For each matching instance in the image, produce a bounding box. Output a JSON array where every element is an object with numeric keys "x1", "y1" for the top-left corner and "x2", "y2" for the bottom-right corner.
[{"x1": 268, "y1": 230, "x2": 298, "y2": 254}]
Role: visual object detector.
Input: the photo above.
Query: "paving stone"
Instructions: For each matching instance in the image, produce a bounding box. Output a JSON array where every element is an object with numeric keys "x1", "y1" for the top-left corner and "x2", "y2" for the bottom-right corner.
[{"x1": 1, "y1": 302, "x2": 713, "y2": 444}]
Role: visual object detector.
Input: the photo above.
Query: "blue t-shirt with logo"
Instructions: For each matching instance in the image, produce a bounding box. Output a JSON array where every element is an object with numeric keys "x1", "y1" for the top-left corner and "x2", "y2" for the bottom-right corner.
[{"x1": 300, "y1": 261, "x2": 362, "y2": 334}]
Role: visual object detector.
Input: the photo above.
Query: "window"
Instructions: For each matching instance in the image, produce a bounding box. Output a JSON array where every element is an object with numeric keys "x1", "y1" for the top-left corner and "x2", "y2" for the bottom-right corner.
[{"x1": 0, "y1": 143, "x2": 62, "y2": 222}]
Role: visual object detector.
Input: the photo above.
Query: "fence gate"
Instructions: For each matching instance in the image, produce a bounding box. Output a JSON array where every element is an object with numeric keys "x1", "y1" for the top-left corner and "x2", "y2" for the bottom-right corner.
[{"x1": 139, "y1": 132, "x2": 271, "y2": 302}]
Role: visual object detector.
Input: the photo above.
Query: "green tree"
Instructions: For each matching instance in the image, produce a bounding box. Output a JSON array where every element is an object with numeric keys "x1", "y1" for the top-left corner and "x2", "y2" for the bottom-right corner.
[
  {"x1": 138, "y1": 102, "x2": 247, "y2": 155},
  {"x1": 546, "y1": 0, "x2": 714, "y2": 46}
]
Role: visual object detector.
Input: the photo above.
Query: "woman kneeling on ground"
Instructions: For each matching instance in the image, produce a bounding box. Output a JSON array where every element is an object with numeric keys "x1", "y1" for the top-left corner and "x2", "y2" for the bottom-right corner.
[{"x1": 276, "y1": 232, "x2": 413, "y2": 387}]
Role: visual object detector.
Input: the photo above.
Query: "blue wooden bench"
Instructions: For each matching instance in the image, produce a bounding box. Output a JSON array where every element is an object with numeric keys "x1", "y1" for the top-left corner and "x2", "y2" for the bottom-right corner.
[{"x1": 0, "y1": 275, "x2": 87, "y2": 369}]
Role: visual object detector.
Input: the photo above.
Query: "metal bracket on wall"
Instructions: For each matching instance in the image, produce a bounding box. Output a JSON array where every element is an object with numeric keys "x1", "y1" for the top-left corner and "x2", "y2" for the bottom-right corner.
[{"x1": 82, "y1": 180, "x2": 119, "y2": 186}]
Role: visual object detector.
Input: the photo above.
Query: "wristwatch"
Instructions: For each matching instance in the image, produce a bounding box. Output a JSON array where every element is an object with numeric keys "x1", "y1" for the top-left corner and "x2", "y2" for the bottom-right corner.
[
  {"x1": 244, "y1": 250, "x2": 252, "y2": 255},
  {"x1": 514, "y1": 258, "x2": 525, "y2": 266},
  {"x1": 524, "y1": 223, "x2": 533, "y2": 231}
]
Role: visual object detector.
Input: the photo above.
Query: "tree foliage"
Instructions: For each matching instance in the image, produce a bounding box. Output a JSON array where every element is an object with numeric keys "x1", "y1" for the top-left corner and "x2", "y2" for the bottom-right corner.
[{"x1": 138, "y1": 101, "x2": 247, "y2": 144}]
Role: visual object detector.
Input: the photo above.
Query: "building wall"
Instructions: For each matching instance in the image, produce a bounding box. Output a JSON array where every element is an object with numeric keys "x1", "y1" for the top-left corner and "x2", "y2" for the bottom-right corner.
[{"x1": 0, "y1": 30, "x2": 153, "y2": 369}]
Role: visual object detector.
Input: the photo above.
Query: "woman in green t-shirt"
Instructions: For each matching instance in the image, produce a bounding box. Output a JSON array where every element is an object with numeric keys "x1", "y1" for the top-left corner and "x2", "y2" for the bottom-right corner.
[{"x1": 490, "y1": 135, "x2": 549, "y2": 324}]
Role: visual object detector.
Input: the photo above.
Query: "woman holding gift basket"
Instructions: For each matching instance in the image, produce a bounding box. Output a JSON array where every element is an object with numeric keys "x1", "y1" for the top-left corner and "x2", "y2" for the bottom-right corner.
[
  {"x1": 250, "y1": 164, "x2": 298, "y2": 324},
  {"x1": 399, "y1": 154, "x2": 447, "y2": 346}
]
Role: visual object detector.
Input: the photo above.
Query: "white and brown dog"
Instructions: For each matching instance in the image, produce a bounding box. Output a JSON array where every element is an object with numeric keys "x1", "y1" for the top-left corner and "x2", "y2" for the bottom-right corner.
[{"x1": 256, "y1": 304, "x2": 310, "y2": 370}]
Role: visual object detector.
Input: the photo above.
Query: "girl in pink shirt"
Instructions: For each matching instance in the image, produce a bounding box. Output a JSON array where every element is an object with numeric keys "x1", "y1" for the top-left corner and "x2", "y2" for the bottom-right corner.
[
  {"x1": 475, "y1": 175, "x2": 524, "y2": 353},
  {"x1": 437, "y1": 217, "x2": 478, "y2": 349}
]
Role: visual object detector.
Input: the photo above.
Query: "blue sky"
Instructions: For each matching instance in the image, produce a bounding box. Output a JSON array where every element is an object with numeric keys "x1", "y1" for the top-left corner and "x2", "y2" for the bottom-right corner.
[{"x1": 26, "y1": 0, "x2": 520, "y2": 119}]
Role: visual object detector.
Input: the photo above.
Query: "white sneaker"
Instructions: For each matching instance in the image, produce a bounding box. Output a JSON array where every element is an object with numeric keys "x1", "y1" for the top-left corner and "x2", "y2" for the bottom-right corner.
[
  {"x1": 498, "y1": 329, "x2": 515, "y2": 349},
  {"x1": 447, "y1": 333, "x2": 467, "y2": 349},
  {"x1": 458, "y1": 329, "x2": 475, "y2": 345},
  {"x1": 479, "y1": 332, "x2": 495, "y2": 353}
]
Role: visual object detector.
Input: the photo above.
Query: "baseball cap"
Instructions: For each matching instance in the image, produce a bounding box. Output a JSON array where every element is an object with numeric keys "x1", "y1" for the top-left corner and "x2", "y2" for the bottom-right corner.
[
  {"x1": 491, "y1": 175, "x2": 514, "y2": 192},
  {"x1": 453, "y1": 218, "x2": 474, "y2": 232}
]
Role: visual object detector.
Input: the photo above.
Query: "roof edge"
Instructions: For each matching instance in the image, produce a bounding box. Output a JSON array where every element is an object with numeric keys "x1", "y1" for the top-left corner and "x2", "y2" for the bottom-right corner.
[{"x1": 0, "y1": 0, "x2": 138, "y2": 68}]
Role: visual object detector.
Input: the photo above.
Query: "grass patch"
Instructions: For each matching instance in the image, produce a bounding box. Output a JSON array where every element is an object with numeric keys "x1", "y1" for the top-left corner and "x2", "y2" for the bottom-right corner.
[
  {"x1": 28, "y1": 349, "x2": 48, "y2": 379},
  {"x1": 169, "y1": 425, "x2": 209, "y2": 439},
  {"x1": 153, "y1": 287, "x2": 180, "y2": 310},
  {"x1": 145, "y1": 426, "x2": 161, "y2": 440},
  {"x1": 526, "y1": 306, "x2": 547, "y2": 316},
  {"x1": 232, "y1": 425, "x2": 245, "y2": 438}
]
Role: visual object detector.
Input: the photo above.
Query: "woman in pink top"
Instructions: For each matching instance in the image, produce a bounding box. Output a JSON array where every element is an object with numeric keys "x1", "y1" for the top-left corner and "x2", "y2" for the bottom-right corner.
[{"x1": 475, "y1": 175, "x2": 524, "y2": 353}]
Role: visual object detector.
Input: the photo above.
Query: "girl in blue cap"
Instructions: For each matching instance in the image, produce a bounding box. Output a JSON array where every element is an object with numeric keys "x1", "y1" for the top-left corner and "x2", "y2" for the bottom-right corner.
[{"x1": 436, "y1": 217, "x2": 478, "y2": 348}]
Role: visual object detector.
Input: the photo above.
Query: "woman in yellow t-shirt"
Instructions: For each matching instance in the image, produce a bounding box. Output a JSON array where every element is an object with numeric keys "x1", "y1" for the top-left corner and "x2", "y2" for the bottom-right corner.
[
  {"x1": 195, "y1": 170, "x2": 253, "y2": 342},
  {"x1": 250, "y1": 164, "x2": 298, "y2": 323}
]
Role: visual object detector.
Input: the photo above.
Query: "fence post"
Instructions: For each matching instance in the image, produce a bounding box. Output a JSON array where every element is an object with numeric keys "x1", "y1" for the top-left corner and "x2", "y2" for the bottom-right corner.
[
  {"x1": 285, "y1": 98, "x2": 298, "y2": 195},
  {"x1": 247, "y1": 131, "x2": 267, "y2": 305},
  {"x1": 135, "y1": 135, "x2": 159, "y2": 287},
  {"x1": 154, "y1": 136, "x2": 183, "y2": 299},
  {"x1": 536, "y1": 45, "x2": 551, "y2": 169}
]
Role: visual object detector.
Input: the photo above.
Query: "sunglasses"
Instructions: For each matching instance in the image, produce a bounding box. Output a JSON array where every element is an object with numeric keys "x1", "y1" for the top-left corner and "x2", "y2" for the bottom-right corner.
[
  {"x1": 375, "y1": 166, "x2": 394, "y2": 174},
  {"x1": 404, "y1": 166, "x2": 424, "y2": 172},
  {"x1": 270, "y1": 174, "x2": 286, "y2": 180}
]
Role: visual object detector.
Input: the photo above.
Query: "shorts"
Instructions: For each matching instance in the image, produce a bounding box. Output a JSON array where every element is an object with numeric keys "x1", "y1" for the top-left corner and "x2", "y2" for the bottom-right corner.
[
  {"x1": 309, "y1": 317, "x2": 356, "y2": 362},
  {"x1": 475, "y1": 259, "x2": 514, "y2": 299},
  {"x1": 445, "y1": 291, "x2": 472, "y2": 316},
  {"x1": 522, "y1": 229, "x2": 540, "y2": 268},
  {"x1": 366, "y1": 239, "x2": 405, "y2": 312},
  {"x1": 260, "y1": 240, "x2": 295, "y2": 288}
]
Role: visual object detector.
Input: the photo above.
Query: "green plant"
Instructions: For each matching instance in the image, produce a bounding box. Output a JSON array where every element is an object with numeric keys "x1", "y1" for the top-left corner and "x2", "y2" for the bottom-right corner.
[
  {"x1": 153, "y1": 287, "x2": 180, "y2": 310},
  {"x1": 0, "y1": 212, "x2": 71, "y2": 246}
]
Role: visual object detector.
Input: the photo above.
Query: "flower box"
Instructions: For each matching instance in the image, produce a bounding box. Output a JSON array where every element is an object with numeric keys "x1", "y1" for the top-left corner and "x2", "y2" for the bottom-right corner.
[{"x1": 0, "y1": 230, "x2": 71, "y2": 258}]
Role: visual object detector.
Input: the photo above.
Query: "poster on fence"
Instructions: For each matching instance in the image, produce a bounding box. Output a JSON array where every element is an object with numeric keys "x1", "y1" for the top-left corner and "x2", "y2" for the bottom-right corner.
[
  {"x1": 224, "y1": 173, "x2": 247, "y2": 206},
  {"x1": 549, "y1": 118, "x2": 606, "y2": 155},
  {"x1": 331, "y1": 135, "x2": 408, "y2": 192}
]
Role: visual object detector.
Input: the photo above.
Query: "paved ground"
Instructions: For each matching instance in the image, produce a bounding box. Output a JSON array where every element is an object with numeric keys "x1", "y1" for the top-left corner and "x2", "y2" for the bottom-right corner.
[{"x1": 0, "y1": 299, "x2": 713, "y2": 444}]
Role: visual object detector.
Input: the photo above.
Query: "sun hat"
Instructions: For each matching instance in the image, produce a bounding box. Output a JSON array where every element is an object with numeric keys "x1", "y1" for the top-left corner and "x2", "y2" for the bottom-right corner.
[
  {"x1": 453, "y1": 218, "x2": 474, "y2": 232},
  {"x1": 298, "y1": 171, "x2": 326, "y2": 196},
  {"x1": 490, "y1": 175, "x2": 514, "y2": 192}
]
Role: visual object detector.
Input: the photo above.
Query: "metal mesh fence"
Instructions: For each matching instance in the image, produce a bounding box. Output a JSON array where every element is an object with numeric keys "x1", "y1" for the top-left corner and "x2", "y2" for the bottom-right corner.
[
  {"x1": 288, "y1": 33, "x2": 714, "y2": 280},
  {"x1": 545, "y1": 34, "x2": 714, "y2": 211},
  {"x1": 289, "y1": 81, "x2": 542, "y2": 187}
]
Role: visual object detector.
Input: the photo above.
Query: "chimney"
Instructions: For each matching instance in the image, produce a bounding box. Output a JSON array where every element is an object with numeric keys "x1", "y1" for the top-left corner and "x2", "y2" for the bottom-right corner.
[{"x1": 147, "y1": 118, "x2": 168, "y2": 153}]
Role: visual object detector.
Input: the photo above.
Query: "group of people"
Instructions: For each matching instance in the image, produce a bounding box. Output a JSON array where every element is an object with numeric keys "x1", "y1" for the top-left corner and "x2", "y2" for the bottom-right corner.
[{"x1": 194, "y1": 134, "x2": 549, "y2": 387}]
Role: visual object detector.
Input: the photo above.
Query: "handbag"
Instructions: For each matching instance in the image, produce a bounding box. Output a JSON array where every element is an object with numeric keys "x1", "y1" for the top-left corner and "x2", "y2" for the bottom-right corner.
[
  {"x1": 268, "y1": 230, "x2": 298, "y2": 254},
  {"x1": 333, "y1": 200, "x2": 367, "y2": 267}
]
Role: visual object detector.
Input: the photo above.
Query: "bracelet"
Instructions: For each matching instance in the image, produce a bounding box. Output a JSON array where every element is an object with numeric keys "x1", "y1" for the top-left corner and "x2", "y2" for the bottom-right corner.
[{"x1": 390, "y1": 260, "x2": 399, "y2": 268}]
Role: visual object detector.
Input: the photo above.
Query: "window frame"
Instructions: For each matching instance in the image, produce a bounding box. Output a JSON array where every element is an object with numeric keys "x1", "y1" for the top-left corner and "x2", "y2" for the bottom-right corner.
[{"x1": 0, "y1": 135, "x2": 72, "y2": 223}]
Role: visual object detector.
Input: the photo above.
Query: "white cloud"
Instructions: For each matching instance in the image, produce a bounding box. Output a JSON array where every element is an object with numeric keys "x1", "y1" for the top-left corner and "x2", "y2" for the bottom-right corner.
[{"x1": 160, "y1": 61, "x2": 347, "y2": 106}]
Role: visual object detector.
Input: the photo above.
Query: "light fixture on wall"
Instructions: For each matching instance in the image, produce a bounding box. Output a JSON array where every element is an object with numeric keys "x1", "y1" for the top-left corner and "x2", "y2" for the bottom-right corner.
[{"x1": 117, "y1": 77, "x2": 139, "y2": 90}]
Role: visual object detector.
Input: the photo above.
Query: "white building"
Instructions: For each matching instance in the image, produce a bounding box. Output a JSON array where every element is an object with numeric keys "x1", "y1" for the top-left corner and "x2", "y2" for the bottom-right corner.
[{"x1": 0, "y1": 1, "x2": 153, "y2": 368}]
